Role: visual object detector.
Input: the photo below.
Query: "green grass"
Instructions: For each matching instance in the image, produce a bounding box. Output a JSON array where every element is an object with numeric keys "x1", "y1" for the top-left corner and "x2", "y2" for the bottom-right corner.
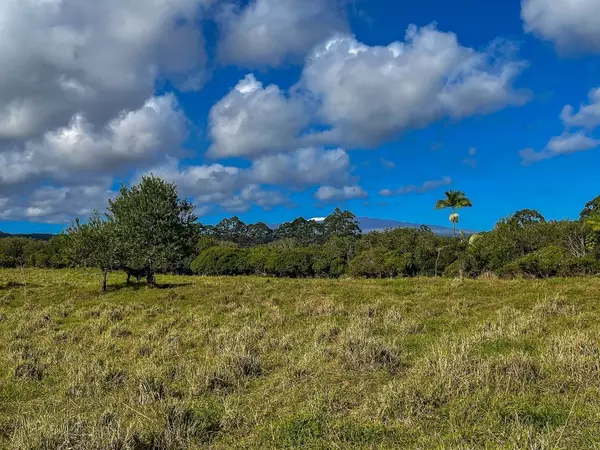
[{"x1": 1, "y1": 269, "x2": 600, "y2": 449}]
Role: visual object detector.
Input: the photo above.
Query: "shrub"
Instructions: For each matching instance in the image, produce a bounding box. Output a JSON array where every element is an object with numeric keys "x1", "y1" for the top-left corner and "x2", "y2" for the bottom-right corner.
[
  {"x1": 264, "y1": 248, "x2": 316, "y2": 278},
  {"x1": 190, "y1": 247, "x2": 249, "y2": 276},
  {"x1": 499, "y1": 246, "x2": 565, "y2": 278}
]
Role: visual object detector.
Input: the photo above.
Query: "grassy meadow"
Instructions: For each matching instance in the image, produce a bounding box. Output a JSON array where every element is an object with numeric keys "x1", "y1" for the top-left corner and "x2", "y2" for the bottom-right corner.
[{"x1": 1, "y1": 269, "x2": 600, "y2": 449}]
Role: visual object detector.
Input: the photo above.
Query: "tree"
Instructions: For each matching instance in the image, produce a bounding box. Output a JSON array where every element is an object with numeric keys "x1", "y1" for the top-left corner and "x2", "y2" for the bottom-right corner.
[
  {"x1": 108, "y1": 176, "x2": 198, "y2": 286},
  {"x1": 580, "y1": 195, "x2": 600, "y2": 221},
  {"x1": 66, "y1": 212, "x2": 120, "y2": 292},
  {"x1": 323, "y1": 208, "x2": 361, "y2": 238},
  {"x1": 507, "y1": 209, "x2": 545, "y2": 228},
  {"x1": 275, "y1": 218, "x2": 324, "y2": 245},
  {"x1": 435, "y1": 191, "x2": 473, "y2": 237},
  {"x1": 246, "y1": 222, "x2": 274, "y2": 246}
]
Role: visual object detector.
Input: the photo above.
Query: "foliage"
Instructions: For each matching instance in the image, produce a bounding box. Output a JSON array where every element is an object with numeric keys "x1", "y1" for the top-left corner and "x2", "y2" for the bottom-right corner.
[
  {"x1": 191, "y1": 247, "x2": 250, "y2": 276},
  {"x1": 66, "y1": 212, "x2": 120, "y2": 291},
  {"x1": 435, "y1": 190, "x2": 473, "y2": 237},
  {"x1": 108, "y1": 176, "x2": 199, "y2": 284}
]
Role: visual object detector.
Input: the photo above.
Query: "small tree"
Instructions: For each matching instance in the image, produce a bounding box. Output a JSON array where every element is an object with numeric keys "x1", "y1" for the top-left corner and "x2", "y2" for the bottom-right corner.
[
  {"x1": 435, "y1": 191, "x2": 473, "y2": 237},
  {"x1": 108, "y1": 176, "x2": 198, "y2": 285},
  {"x1": 67, "y1": 212, "x2": 120, "y2": 292}
]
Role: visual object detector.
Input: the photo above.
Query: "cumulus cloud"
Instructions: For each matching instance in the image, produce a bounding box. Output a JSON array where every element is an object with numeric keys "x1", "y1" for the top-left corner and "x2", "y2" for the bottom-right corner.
[
  {"x1": 0, "y1": 182, "x2": 117, "y2": 223},
  {"x1": 520, "y1": 131, "x2": 600, "y2": 164},
  {"x1": 522, "y1": 0, "x2": 600, "y2": 53},
  {"x1": 302, "y1": 24, "x2": 528, "y2": 147},
  {"x1": 561, "y1": 88, "x2": 600, "y2": 129},
  {"x1": 146, "y1": 147, "x2": 352, "y2": 213},
  {"x1": 0, "y1": 95, "x2": 186, "y2": 188},
  {"x1": 521, "y1": 87, "x2": 600, "y2": 164},
  {"x1": 315, "y1": 185, "x2": 368, "y2": 202},
  {"x1": 0, "y1": 0, "x2": 209, "y2": 142},
  {"x1": 0, "y1": 0, "x2": 214, "y2": 222},
  {"x1": 208, "y1": 74, "x2": 309, "y2": 158},
  {"x1": 220, "y1": 185, "x2": 287, "y2": 213},
  {"x1": 217, "y1": 0, "x2": 348, "y2": 67},
  {"x1": 380, "y1": 176, "x2": 452, "y2": 196},
  {"x1": 250, "y1": 148, "x2": 350, "y2": 186}
]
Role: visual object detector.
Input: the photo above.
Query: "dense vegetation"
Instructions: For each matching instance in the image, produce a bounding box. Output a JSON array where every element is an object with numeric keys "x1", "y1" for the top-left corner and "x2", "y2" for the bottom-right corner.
[
  {"x1": 2, "y1": 270, "x2": 600, "y2": 448},
  {"x1": 1, "y1": 176, "x2": 599, "y2": 289}
]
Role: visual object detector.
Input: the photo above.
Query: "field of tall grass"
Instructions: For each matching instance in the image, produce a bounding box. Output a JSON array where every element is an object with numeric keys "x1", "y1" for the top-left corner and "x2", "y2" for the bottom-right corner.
[{"x1": 1, "y1": 269, "x2": 599, "y2": 449}]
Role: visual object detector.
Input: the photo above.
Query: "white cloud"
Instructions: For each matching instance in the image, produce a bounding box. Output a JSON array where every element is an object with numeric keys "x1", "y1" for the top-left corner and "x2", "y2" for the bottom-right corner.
[
  {"x1": 0, "y1": 95, "x2": 186, "y2": 187},
  {"x1": 521, "y1": 87, "x2": 600, "y2": 164},
  {"x1": 208, "y1": 74, "x2": 309, "y2": 158},
  {"x1": 146, "y1": 147, "x2": 352, "y2": 213},
  {"x1": 220, "y1": 185, "x2": 287, "y2": 213},
  {"x1": 315, "y1": 185, "x2": 368, "y2": 202},
  {"x1": 250, "y1": 147, "x2": 350, "y2": 186},
  {"x1": 0, "y1": 0, "x2": 213, "y2": 222},
  {"x1": 561, "y1": 87, "x2": 600, "y2": 129},
  {"x1": 217, "y1": 0, "x2": 348, "y2": 67},
  {"x1": 522, "y1": 0, "x2": 600, "y2": 53},
  {"x1": 520, "y1": 131, "x2": 600, "y2": 164},
  {"x1": 380, "y1": 176, "x2": 452, "y2": 196},
  {"x1": 0, "y1": 0, "x2": 209, "y2": 142},
  {"x1": 302, "y1": 24, "x2": 528, "y2": 147},
  {"x1": 0, "y1": 182, "x2": 117, "y2": 224}
]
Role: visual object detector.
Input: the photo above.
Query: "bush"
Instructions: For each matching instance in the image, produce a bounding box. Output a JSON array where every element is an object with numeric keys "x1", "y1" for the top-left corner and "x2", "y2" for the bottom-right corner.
[
  {"x1": 191, "y1": 247, "x2": 250, "y2": 276},
  {"x1": 264, "y1": 248, "x2": 316, "y2": 278},
  {"x1": 499, "y1": 246, "x2": 565, "y2": 278},
  {"x1": 348, "y1": 248, "x2": 389, "y2": 278}
]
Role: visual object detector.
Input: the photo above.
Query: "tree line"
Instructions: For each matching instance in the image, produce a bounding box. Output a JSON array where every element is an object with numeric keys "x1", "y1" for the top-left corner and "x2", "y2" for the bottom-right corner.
[{"x1": 1, "y1": 176, "x2": 600, "y2": 290}]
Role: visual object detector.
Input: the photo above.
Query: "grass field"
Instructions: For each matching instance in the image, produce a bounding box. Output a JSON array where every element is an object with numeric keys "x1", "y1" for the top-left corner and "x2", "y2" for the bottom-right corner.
[{"x1": 1, "y1": 269, "x2": 600, "y2": 449}]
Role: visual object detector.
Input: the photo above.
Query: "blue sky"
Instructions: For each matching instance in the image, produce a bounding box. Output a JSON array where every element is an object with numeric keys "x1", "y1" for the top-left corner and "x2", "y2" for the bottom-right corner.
[{"x1": 1, "y1": 0, "x2": 599, "y2": 234}]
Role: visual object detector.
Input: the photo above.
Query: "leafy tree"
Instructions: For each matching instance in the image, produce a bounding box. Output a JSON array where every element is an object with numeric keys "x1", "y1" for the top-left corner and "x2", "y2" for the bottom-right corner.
[
  {"x1": 275, "y1": 218, "x2": 324, "y2": 245},
  {"x1": 507, "y1": 209, "x2": 546, "y2": 228},
  {"x1": 212, "y1": 217, "x2": 248, "y2": 246},
  {"x1": 435, "y1": 190, "x2": 473, "y2": 237},
  {"x1": 323, "y1": 208, "x2": 361, "y2": 238},
  {"x1": 66, "y1": 212, "x2": 120, "y2": 292},
  {"x1": 246, "y1": 222, "x2": 274, "y2": 246},
  {"x1": 108, "y1": 176, "x2": 198, "y2": 285},
  {"x1": 580, "y1": 195, "x2": 600, "y2": 221}
]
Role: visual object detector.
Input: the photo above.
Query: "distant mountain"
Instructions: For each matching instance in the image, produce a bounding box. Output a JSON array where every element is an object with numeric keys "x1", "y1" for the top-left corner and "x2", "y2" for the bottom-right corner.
[
  {"x1": 1, "y1": 217, "x2": 476, "y2": 241},
  {"x1": 269, "y1": 217, "x2": 476, "y2": 236},
  {"x1": 0, "y1": 231, "x2": 55, "y2": 241},
  {"x1": 355, "y1": 217, "x2": 476, "y2": 236}
]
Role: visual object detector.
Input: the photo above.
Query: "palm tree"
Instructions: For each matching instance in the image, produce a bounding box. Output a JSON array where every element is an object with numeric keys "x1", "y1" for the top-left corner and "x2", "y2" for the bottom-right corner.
[{"x1": 435, "y1": 191, "x2": 473, "y2": 237}]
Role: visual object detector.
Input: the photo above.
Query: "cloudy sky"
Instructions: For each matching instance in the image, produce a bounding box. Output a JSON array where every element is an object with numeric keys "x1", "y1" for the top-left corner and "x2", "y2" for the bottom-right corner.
[{"x1": 1, "y1": 0, "x2": 599, "y2": 233}]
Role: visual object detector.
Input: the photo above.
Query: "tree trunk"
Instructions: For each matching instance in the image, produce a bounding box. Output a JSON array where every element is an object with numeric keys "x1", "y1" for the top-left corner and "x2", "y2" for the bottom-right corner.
[
  {"x1": 435, "y1": 248, "x2": 442, "y2": 277},
  {"x1": 102, "y1": 270, "x2": 108, "y2": 293},
  {"x1": 452, "y1": 207, "x2": 457, "y2": 238},
  {"x1": 147, "y1": 271, "x2": 156, "y2": 286}
]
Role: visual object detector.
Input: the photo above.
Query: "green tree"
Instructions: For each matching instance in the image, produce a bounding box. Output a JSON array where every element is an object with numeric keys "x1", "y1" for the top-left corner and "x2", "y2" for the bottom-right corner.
[
  {"x1": 66, "y1": 212, "x2": 120, "y2": 292},
  {"x1": 108, "y1": 176, "x2": 198, "y2": 285},
  {"x1": 435, "y1": 190, "x2": 473, "y2": 237},
  {"x1": 507, "y1": 209, "x2": 546, "y2": 228},
  {"x1": 275, "y1": 218, "x2": 324, "y2": 245},
  {"x1": 323, "y1": 208, "x2": 361, "y2": 238},
  {"x1": 580, "y1": 195, "x2": 600, "y2": 221}
]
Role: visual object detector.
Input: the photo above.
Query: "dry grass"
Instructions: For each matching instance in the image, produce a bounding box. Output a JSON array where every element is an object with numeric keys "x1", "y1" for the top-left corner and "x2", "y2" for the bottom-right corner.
[{"x1": 1, "y1": 269, "x2": 600, "y2": 448}]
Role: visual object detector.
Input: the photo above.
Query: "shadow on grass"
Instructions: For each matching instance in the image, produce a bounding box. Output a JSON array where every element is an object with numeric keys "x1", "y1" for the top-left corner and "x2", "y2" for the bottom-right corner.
[
  {"x1": 0, "y1": 281, "x2": 42, "y2": 291},
  {"x1": 106, "y1": 281, "x2": 193, "y2": 292}
]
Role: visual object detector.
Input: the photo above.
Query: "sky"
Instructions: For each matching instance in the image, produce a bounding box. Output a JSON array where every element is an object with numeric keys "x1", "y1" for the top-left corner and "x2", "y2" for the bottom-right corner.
[{"x1": 1, "y1": 0, "x2": 600, "y2": 234}]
